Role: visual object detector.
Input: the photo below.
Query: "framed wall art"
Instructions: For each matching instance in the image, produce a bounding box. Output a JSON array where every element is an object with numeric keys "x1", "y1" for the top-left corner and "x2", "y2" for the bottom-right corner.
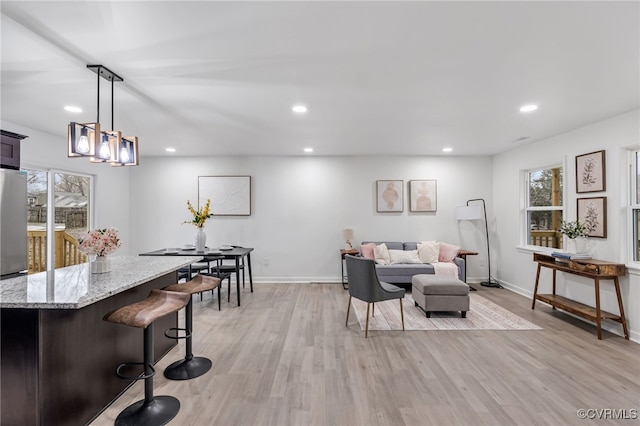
[
  {"x1": 576, "y1": 150, "x2": 606, "y2": 193},
  {"x1": 198, "y1": 175, "x2": 251, "y2": 216},
  {"x1": 577, "y1": 196, "x2": 607, "y2": 238},
  {"x1": 409, "y1": 179, "x2": 437, "y2": 212},
  {"x1": 376, "y1": 180, "x2": 403, "y2": 212}
]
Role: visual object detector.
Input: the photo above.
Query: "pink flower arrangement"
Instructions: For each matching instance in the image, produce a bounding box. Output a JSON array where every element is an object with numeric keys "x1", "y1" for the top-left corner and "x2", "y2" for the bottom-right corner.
[{"x1": 78, "y1": 228, "x2": 121, "y2": 257}]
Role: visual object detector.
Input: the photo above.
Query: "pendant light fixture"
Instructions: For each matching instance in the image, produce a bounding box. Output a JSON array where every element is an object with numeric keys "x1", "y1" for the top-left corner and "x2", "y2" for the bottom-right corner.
[{"x1": 67, "y1": 65, "x2": 138, "y2": 166}]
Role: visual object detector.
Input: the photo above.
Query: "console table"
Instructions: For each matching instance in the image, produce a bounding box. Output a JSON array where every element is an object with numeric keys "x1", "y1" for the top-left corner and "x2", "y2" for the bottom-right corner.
[{"x1": 531, "y1": 253, "x2": 628, "y2": 340}]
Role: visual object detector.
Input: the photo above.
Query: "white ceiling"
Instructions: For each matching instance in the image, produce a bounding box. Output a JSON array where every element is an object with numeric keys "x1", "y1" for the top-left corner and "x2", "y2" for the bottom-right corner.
[{"x1": 1, "y1": 1, "x2": 638, "y2": 158}]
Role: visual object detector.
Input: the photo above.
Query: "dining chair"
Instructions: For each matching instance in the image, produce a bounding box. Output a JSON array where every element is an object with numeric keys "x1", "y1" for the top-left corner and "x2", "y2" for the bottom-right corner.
[
  {"x1": 201, "y1": 255, "x2": 232, "y2": 302},
  {"x1": 344, "y1": 255, "x2": 405, "y2": 338},
  {"x1": 177, "y1": 262, "x2": 210, "y2": 282},
  {"x1": 217, "y1": 245, "x2": 248, "y2": 297}
]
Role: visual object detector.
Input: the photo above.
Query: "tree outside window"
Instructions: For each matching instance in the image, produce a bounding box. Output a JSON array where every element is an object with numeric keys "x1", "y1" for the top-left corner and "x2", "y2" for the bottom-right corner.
[{"x1": 527, "y1": 166, "x2": 563, "y2": 248}]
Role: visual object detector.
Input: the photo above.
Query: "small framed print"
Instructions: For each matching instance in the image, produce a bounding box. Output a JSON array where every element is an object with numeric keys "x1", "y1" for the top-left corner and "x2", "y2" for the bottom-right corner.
[
  {"x1": 576, "y1": 150, "x2": 606, "y2": 193},
  {"x1": 577, "y1": 196, "x2": 607, "y2": 238},
  {"x1": 376, "y1": 180, "x2": 403, "y2": 212},
  {"x1": 409, "y1": 180, "x2": 437, "y2": 212}
]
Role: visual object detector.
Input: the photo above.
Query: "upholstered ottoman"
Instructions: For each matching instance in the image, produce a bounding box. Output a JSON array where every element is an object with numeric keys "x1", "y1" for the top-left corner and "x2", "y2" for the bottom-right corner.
[{"x1": 411, "y1": 274, "x2": 470, "y2": 318}]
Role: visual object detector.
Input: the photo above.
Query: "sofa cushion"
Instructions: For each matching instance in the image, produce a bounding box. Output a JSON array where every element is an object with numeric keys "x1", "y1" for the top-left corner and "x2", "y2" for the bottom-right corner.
[
  {"x1": 363, "y1": 241, "x2": 403, "y2": 251},
  {"x1": 374, "y1": 243, "x2": 391, "y2": 265},
  {"x1": 438, "y1": 242, "x2": 460, "y2": 262},
  {"x1": 360, "y1": 243, "x2": 375, "y2": 259},
  {"x1": 376, "y1": 263, "x2": 436, "y2": 279},
  {"x1": 403, "y1": 242, "x2": 418, "y2": 250},
  {"x1": 388, "y1": 249, "x2": 422, "y2": 264},
  {"x1": 417, "y1": 241, "x2": 440, "y2": 263}
]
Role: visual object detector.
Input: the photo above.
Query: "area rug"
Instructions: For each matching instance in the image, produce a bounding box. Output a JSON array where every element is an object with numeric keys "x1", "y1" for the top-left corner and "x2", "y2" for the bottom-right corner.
[{"x1": 350, "y1": 293, "x2": 542, "y2": 331}]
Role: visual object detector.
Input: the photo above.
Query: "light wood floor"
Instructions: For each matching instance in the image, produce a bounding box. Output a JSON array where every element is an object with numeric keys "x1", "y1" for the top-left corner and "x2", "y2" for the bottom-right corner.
[{"x1": 91, "y1": 283, "x2": 639, "y2": 426}]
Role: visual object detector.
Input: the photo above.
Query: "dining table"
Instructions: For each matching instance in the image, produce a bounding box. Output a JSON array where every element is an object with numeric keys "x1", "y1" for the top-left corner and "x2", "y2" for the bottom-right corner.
[{"x1": 139, "y1": 246, "x2": 254, "y2": 306}]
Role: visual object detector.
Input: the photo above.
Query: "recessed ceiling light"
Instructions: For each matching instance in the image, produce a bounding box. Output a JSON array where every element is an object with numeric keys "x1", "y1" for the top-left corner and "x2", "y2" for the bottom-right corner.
[
  {"x1": 303, "y1": 147, "x2": 314, "y2": 153},
  {"x1": 442, "y1": 147, "x2": 453, "y2": 153},
  {"x1": 64, "y1": 106, "x2": 82, "y2": 113},
  {"x1": 519, "y1": 104, "x2": 538, "y2": 112},
  {"x1": 165, "y1": 148, "x2": 176, "y2": 153},
  {"x1": 292, "y1": 105, "x2": 308, "y2": 114}
]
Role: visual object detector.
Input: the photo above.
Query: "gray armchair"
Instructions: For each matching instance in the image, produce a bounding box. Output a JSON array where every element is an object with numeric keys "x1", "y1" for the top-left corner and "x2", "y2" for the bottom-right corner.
[{"x1": 345, "y1": 255, "x2": 405, "y2": 337}]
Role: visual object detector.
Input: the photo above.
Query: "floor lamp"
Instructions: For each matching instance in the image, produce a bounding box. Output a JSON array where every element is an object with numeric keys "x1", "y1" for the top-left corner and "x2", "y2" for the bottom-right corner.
[{"x1": 456, "y1": 199, "x2": 501, "y2": 288}]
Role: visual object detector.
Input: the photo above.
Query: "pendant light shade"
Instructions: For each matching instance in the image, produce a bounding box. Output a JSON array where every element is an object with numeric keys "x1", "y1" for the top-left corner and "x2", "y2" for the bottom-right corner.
[
  {"x1": 112, "y1": 136, "x2": 139, "y2": 167},
  {"x1": 68, "y1": 122, "x2": 100, "y2": 157},
  {"x1": 67, "y1": 65, "x2": 139, "y2": 166},
  {"x1": 90, "y1": 130, "x2": 121, "y2": 163}
]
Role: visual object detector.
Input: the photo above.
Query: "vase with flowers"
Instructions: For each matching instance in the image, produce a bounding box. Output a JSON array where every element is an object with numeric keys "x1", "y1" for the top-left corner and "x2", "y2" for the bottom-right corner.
[
  {"x1": 559, "y1": 219, "x2": 591, "y2": 254},
  {"x1": 78, "y1": 228, "x2": 121, "y2": 273},
  {"x1": 183, "y1": 199, "x2": 212, "y2": 252}
]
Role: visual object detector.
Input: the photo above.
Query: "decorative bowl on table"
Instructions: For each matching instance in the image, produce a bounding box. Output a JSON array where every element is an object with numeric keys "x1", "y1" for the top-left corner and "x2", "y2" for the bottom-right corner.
[{"x1": 220, "y1": 245, "x2": 233, "y2": 251}]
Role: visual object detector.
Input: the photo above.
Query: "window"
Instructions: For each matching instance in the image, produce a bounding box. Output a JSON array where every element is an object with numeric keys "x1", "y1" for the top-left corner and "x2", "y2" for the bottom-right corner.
[
  {"x1": 54, "y1": 172, "x2": 91, "y2": 268},
  {"x1": 25, "y1": 168, "x2": 92, "y2": 272},
  {"x1": 526, "y1": 166, "x2": 563, "y2": 248},
  {"x1": 26, "y1": 169, "x2": 48, "y2": 273},
  {"x1": 631, "y1": 149, "x2": 640, "y2": 262}
]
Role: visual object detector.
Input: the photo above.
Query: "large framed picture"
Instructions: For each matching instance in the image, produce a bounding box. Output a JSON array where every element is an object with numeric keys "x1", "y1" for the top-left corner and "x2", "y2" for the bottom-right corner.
[
  {"x1": 409, "y1": 180, "x2": 437, "y2": 212},
  {"x1": 576, "y1": 150, "x2": 606, "y2": 193},
  {"x1": 577, "y1": 196, "x2": 607, "y2": 238},
  {"x1": 376, "y1": 180, "x2": 403, "y2": 212},
  {"x1": 198, "y1": 175, "x2": 251, "y2": 216}
]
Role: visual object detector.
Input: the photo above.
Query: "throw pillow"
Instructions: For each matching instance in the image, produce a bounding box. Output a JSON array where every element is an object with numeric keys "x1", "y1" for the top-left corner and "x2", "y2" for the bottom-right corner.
[
  {"x1": 373, "y1": 243, "x2": 391, "y2": 265},
  {"x1": 417, "y1": 241, "x2": 440, "y2": 263},
  {"x1": 389, "y1": 249, "x2": 422, "y2": 264},
  {"x1": 360, "y1": 243, "x2": 375, "y2": 260},
  {"x1": 438, "y1": 241, "x2": 460, "y2": 262}
]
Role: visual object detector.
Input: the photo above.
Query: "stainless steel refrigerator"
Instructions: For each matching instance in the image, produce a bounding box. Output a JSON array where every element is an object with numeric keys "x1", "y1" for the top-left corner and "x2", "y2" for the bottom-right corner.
[{"x1": 0, "y1": 168, "x2": 27, "y2": 279}]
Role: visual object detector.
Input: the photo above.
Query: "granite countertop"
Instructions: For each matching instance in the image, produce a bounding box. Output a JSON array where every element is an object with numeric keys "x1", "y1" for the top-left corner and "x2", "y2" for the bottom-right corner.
[{"x1": 0, "y1": 255, "x2": 202, "y2": 309}]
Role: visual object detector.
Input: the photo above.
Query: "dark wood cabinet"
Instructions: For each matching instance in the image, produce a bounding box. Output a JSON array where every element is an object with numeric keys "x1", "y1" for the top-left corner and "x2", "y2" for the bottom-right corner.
[{"x1": 1, "y1": 130, "x2": 28, "y2": 169}]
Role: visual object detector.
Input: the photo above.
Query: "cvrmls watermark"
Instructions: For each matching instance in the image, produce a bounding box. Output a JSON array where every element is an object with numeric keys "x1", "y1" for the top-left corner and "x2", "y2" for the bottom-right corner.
[{"x1": 577, "y1": 408, "x2": 638, "y2": 420}]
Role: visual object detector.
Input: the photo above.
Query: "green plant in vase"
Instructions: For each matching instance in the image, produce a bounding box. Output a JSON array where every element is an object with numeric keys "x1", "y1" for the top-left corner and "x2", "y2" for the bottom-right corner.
[{"x1": 559, "y1": 219, "x2": 592, "y2": 253}]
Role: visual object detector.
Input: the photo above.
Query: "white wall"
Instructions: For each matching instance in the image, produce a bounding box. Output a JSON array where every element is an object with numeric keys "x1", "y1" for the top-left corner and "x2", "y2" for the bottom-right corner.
[
  {"x1": 129, "y1": 155, "x2": 493, "y2": 282},
  {"x1": 9, "y1": 112, "x2": 638, "y2": 340},
  {"x1": 10, "y1": 113, "x2": 638, "y2": 341},
  {"x1": 492, "y1": 109, "x2": 640, "y2": 342},
  {"x1": 2, "y1": 120, "x2": 133, "y2": 254}
]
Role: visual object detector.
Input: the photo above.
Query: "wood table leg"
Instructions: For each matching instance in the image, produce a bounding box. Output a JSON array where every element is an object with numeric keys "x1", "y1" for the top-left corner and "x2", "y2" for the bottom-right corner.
[
  {"x1": 532, "y1": 264, "x2": 542, "y2": 309},
  {"x1": 613, "y1": 277, "x2": 629, "y2": 339},
  {"x1": 594, "y1": 278, "x2": 602, "y2": 340}
]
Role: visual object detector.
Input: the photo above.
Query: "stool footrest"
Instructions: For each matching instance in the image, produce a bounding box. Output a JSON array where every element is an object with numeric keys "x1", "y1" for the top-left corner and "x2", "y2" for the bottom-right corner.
[
  {"x1": 116, "y1": 362, "x2": 155, "y2": 381},
  {"x1": 164, "y1": 327, "x2": 192, "y2": 340}
]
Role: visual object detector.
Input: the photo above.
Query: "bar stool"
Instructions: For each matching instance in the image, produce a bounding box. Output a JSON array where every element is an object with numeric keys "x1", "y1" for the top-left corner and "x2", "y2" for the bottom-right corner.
[
  {"x1": 162, "y1": 274, "x2": 221, "y2": 380},
  {"x1": 103, "y1": 289, "x2": 191, "y2": 426}
]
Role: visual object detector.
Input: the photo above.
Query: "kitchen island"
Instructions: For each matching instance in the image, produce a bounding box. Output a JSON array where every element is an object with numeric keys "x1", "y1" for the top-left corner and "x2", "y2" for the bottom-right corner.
[{"x1": 0, "y1": 255, "x2": 201, "y2": 426}]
